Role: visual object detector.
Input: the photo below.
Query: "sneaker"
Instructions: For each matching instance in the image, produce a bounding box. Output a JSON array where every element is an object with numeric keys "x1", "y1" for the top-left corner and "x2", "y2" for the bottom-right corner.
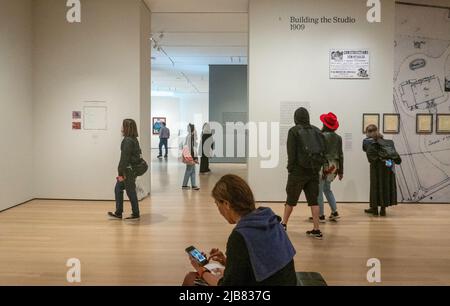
[
  {"x1": 329, "y1": 211, "x2": 340, "y2": 221},
  {"x1": 192, "y1": 186, "x2": 200, "y2": 191},
  {"x1": 182, "y1": 186, "x2": 190, "y2": 190},
  {"x1": 281, "y1": 223, "x2": 287, "y2": 231},
  {"x1": 124, "y1": 215, "x2": 140, "y2": 221},
  {"x1": 365, "y1": 208, "x2": 379, "y2": 216},
  {"x1": 108, "y1": 212, "x2": 122, "y2": 220},
  {"x1": 157, "y1": 155, "x2": 162, "y2": 159},
  {"x1": 309, "y1": 216, "x2": 326, "y2": 223},
  {"x1": 306, "y1": 229, "x2": 323, "y2": 240}
]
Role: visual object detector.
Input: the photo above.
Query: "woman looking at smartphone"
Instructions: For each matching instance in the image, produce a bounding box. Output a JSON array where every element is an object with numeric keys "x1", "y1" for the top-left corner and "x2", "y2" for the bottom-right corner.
[
  {"x1": 183, "y1": 175, "x2": 297, "y2": 286},
  {"x1": 108, "y1": 119, "x2": 142, "y2": 221}
]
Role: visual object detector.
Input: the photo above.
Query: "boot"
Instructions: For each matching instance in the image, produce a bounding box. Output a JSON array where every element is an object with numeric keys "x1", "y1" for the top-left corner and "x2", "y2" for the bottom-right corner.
[{"x1": 364, "y1": 208, "x2": 379, "y2": 216}]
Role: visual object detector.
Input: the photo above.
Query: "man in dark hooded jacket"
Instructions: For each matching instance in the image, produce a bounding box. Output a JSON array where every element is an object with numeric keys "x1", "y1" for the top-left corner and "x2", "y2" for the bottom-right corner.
[{"x1": 281, "y1": 107, "x2": 327, "y2": 240}]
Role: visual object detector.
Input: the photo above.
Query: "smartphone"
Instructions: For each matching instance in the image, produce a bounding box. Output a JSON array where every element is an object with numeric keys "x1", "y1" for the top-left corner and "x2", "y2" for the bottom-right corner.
[{"x1": 185, "y1": 246, "x2": 209, "y2": 267}]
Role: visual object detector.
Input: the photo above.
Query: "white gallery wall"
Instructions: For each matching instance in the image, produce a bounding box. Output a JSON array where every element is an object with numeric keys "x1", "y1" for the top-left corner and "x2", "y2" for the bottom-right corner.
[
  {"x1": 139, "y1": 1, "x2": 152, "y2": 198},
  {"x1": 179, "y1": 93, "x2": 209, "y2": 134},
  {"x1": 248, "y1": 0, "x2": 395, "y2": 202},
  {"x1": 151, "y1": 93, "x2": 209, "y2": 150},
  {"x1": 151, "y1": 96, "x2": 181, "y2": 149},
  {"x1": 0, "y1": 0, "x2": 33, "y2": 211},
  {"x1": 33, "y1": 0, "x2": 151, "y2": 200}
]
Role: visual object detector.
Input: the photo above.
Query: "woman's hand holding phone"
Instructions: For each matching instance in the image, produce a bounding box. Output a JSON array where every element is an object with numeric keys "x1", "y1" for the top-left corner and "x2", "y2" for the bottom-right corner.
[
  {"x1": 189, "y1": 256, "x2": 203, "y2": 272},
  {"x1": 209, "y1": 248, "x2": 226, "y2": 266}
]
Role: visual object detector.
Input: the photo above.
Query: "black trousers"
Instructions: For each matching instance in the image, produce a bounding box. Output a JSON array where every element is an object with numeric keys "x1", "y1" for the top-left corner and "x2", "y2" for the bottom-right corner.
[
  {"x1": 114, "y1": 173, "x2": 140, "y2": 217},
  {"x1": 200, "y1": 156, "x2": 210, "y2": 173}
]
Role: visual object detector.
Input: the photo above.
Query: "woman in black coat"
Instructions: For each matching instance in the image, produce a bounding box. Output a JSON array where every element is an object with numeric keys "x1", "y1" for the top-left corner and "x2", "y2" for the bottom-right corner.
[
  {"x1": 364, "y1": 125, "x2": 401, "y2": 217},
  {"x1": 108, "y1": 119, "x2": 143, "y2": 221},
  {"x1": 199, "y1": 123, "x2": 214, "y2": 174}
]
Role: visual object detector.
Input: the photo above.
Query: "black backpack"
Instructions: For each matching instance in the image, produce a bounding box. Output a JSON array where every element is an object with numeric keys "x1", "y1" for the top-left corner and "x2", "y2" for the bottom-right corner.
[
  {"x1": 377, "y1": 140, "x2": 402, "y2": 165},
  {"x1": 297, "y1": 127, "x2": 327, "y2": 169}
]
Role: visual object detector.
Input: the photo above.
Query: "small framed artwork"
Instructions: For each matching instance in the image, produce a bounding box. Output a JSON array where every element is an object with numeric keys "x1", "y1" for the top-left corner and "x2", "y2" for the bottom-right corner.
[
  {"x1": 416, "y1": 114, "x2": 433, "y2": 134},
  {"x1": 72, "y1": 111, "x2": 82, "y2": 120},
  {"x1": 152, "y1": 117, "x2": 167, "y2": 135},
  {"x1": 383, "y1": 114, "x2": 400, "y2": 134},
  {"x1": 72, "y1": 122, "x2": 81, "y2": 130},
  {"x1": 362, "y1": 113, "x2": 380, "y2": 134},
  {"x1": 436, "y1": 114, "x2": 450, "y2": 134}
]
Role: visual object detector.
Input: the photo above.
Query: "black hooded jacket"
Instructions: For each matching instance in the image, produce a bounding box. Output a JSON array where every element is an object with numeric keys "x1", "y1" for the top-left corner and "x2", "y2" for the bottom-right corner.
[{"x1": 286, "y1": 108, "x2": 326, "y2": 176}]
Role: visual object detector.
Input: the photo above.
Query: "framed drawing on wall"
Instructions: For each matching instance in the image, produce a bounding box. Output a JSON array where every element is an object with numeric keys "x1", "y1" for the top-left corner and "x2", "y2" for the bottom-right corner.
[
  {"x1": 362, "y1": 113, "x2": 380, "y2": 134},
  {"x1": 436, "y1": 114, "x2": 450, "y2": 134},
  {"x1": 383, "y1": 114, "x2": 400, "y2": 134},
  {"x1": 153, "y1": 117, "x2": 166, "y2": 135},
  {"x1": 416, "y1": 114, "x2": 433, "y2": 134}
]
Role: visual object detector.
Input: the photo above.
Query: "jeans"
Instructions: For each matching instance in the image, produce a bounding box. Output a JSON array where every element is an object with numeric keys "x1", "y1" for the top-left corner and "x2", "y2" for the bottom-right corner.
[
  {"x1": 159, "y1": 138, "x2": 168, "y2": 157},
  {"x1": 317, "y1": 178, "x2": 337, "y2": 216},
  {"x1": 183, "y1": 164, "x2": 197, "y2": 187},
  {"x1": 115, "y1": 175, "x2": 140, "y2": 217}
]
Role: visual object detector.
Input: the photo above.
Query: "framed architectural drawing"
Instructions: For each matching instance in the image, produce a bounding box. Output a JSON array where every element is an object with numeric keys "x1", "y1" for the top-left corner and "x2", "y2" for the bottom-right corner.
[
  {"x1": 383, "y1": 114, "x2": 400, "y2": 134},
  {"x1": 436, "y1": 114, "x2": 450, "y2": 134},
  {"x1": 416, "y1": 114, "x2": 433, "y2": 134},
  {"x1": 362, "y1": 113, "x2": 380, "y2": 133}
]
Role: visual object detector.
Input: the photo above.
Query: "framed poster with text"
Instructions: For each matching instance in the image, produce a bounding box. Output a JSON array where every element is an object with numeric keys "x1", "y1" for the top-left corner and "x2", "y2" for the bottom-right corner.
[{"x1": 330, "y1": 49, "x2": 370, "y2": 79}]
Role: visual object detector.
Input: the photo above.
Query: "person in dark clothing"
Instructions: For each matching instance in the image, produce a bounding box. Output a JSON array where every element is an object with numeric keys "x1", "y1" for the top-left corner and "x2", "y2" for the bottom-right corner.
[
  {"x1": 316, "y1": 113, "x2": 344, "y2": 222},
  {"x1": 157, "y1": 122, "x2": 170, "y2": 159},
  {"x1": 108, "y1": 119, "x2": 142, "y2": 221},
  {"x1": 183, "y1": 175, "x2": 297, "y2": 286},
  {"x1": 199, "y1": 123, "x2": 214, "y2": 174},
  {"x1": 281, "y1": 107, "x2": 327, "y2": 240},
  {"x1": 364, "y1": 124, "x2": 401, "y2": 217}
]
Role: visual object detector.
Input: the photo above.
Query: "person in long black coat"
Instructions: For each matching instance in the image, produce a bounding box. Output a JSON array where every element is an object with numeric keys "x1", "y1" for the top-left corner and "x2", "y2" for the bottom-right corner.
[
  {"x1": 199, "y1": 123, "x2": 214, "y2": 174},
  {"x1": 364, "y1": 125, "x2": 401, "y2": 217}
]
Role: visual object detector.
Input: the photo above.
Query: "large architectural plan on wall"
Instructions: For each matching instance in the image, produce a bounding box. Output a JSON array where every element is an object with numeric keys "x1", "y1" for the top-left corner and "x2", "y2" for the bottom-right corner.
[{"x1": 394, "y1": 3, "x2": 450, "y2": 203}]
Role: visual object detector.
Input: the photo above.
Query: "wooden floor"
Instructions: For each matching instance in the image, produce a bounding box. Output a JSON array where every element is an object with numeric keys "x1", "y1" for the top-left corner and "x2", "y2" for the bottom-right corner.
[{"x1": 1, "y1": 152, "x2": 450, "y2": 286}]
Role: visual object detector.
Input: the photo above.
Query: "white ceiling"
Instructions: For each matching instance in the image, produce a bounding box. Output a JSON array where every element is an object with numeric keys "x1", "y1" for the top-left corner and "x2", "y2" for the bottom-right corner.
[{"x1": 145, "y1": 0, "x2": 249, "y2": 94}]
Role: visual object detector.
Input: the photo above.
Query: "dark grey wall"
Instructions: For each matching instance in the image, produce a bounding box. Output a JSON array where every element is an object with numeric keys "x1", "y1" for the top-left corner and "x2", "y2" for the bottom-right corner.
[{"x1": 209, "y1": 65, "x2": 248, "y2": 163}]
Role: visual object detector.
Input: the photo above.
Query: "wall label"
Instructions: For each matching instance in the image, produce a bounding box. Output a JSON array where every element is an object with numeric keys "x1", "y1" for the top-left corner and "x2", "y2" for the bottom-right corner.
[
  {"x1": 66, "y1": 0, "x2": 81, "y2": 23},
  {"x1": 290, "y1": 16, "x2": 357, "y2": 31}
]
